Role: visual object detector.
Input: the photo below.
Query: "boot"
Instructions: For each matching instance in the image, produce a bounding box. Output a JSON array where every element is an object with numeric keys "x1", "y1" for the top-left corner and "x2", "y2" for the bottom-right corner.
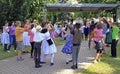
[{"x1": 35, "y1": 59, "x2": 42, "y2": 68}]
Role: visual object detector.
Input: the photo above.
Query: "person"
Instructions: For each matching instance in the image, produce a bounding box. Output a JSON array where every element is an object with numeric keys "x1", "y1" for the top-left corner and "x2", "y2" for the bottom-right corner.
[
  {"x1": 23, "y1": 20, "x2": 30, "y2": 53},
  {"x1": 61, "y1": 25, "x2": 73, "y2": 64},
  {"x1": 15, "y1": 21, "x2": 24, "y2": 61},
  {"x1": 28, "y1": 24, "x2": 35, "y2": 58},
  {"x1": 8, "y1": 21, "x2": 17, "y2": 52},
  {"x1": 88, "y1": 20, "x2": 95, "y2": 49},
  {"x1": 105, "y1": 21, "x2": 112, "y2": 46},
  {"x1": 40, "y1": 22, "x2": 57, "y2": 66},
  {"x1": 92, "y1": 24, "x2": 104, "y2": 63},
  {"x1": 33, "y1": 25, "x2": 44, "y2": 68},
  {"x1": 71, "y1": 23, "x2": 82, "y2": 69},
  {"x1": 111, "y1": 22, "x2": 119, "y2": 58},
  {"x1": 1, "y1": 22, "x2": 10, "y2": 52}
]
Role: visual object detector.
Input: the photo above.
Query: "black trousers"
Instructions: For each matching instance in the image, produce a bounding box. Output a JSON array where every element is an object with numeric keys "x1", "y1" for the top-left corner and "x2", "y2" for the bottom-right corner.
[
  {"x1": 30, "y1": 42, "x2": 34, "y2": 56},
  {"x1": 111, "y1": 39, "x2": 118, "y2": 57},
  {"x1": 34, "y1": 42, "x2": 42, "y2": 66}
]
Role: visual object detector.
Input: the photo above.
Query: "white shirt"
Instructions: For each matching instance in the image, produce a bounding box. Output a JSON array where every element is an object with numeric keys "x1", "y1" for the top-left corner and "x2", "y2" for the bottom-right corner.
[{"x1": 33, "y1": 32, "x2": 45, "y2": 42}]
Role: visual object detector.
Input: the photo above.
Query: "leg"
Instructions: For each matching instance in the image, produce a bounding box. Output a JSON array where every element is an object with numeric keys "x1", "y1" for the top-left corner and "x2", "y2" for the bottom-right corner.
[
  {"x1": 4, "y1": 44, "x2": 7, "y2": 51},
  {"x1": 50, "y1": 53, "x2": 54, "y2": 66},
  {"x1": 30, "y1": 42, "x2": 34, "y2": 58}
]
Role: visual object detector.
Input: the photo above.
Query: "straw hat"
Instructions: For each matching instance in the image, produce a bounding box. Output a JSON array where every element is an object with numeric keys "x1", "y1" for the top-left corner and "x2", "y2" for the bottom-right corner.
[{"x1": 36, "y1": 25, "x2": 42, "y2": 32}]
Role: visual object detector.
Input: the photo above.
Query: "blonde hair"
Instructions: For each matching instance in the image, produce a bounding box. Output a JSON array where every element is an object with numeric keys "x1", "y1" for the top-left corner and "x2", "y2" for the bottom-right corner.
[{"x1": 16, "y1": 21, "x2": 21, "y2": 26}]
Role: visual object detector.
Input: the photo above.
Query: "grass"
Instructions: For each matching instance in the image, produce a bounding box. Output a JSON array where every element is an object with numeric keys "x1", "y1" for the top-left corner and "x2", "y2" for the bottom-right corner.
[
  {"x1": 80, "y1": 43, "x2": 120, "y2": 74},
  {"x1": 0, "y1": 37, "x2": 65, "y2": 60}
]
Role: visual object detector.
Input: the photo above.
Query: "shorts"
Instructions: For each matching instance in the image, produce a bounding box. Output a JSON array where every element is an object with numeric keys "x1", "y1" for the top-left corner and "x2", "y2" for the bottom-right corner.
[{"x1": 17, "y1": 41, "x2": 24, "y2": 51}]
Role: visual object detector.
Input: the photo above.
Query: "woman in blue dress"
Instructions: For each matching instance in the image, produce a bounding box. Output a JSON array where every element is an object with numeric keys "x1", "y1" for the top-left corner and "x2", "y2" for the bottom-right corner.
[{"x1": 61, "y1": 25, "x2": 73, "y2": 64}]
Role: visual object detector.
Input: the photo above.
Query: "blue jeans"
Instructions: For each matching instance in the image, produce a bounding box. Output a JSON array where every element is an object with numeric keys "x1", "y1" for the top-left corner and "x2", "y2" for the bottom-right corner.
[
  {"x1": 8, "y1": 35, "x2": 17, "y2": 50},
  {"x1": 72, "y1": 45, "x2": 80, "y2": 66}
]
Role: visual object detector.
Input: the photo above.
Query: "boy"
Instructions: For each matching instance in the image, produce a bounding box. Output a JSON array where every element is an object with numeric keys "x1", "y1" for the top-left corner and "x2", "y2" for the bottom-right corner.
[
  {"x1": 15, "y1": 21, "x2": 24, "y2": 61},
  {"x1": 71, "y1": 23, "x2": 82, "y2": 69}
]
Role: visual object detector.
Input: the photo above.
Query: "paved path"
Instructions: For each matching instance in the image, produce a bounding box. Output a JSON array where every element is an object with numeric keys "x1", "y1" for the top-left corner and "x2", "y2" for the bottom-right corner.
[{"x1": 0, "y1": 41, "x2": 96, "y2": 74}]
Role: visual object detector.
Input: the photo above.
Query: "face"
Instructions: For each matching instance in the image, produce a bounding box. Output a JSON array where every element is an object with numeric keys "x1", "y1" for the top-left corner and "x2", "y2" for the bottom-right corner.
[
  {"x1": 5, "y1": 23, "x2": 8, "y2": 26},
  {"x1": 12, "y1": 22, "x2": 15, "y2": 26}
]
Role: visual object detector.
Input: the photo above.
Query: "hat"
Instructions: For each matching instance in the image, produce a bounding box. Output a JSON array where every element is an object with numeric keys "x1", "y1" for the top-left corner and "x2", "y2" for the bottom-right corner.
[{"x1": 36, "y1": 25, "x2": 42, "y2": 32}]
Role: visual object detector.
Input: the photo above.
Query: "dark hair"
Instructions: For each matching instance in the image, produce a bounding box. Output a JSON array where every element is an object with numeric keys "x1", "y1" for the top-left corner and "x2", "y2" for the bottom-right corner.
[
  {"x1": 9, "y1": 21, "x2": 14, "y2": 26},
  {"x1": 74, "y1": 23, "x2": 81, "y2": 29},
  {"x1": 96, "y1": 24, "x2": 102, "y2": 29},
  {"x1": 41, "y1": 22, "x2": 47, "y2": 27},
  {"x1": 31, "y1": 24, "x2": 34, "y2": 29}
]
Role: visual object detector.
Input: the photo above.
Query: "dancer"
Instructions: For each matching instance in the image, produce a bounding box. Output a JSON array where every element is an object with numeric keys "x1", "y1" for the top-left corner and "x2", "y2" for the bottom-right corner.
[
  {"x1": 61, "y1": 25, "x2": 73, "y2": 64},
  {"x1": 41, "y1": 22, "x2": 57, "y2": 66}
]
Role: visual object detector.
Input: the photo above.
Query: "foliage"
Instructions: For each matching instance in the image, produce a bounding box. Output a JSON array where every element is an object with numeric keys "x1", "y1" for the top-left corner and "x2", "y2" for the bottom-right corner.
[{"x1": 80, "y1": 43, "x2": 120, "y2": 74}]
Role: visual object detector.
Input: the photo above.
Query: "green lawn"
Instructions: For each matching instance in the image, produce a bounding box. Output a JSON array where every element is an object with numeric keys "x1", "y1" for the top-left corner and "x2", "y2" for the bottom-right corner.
[
  {"x1": 81, "y1": 43, "x2": 120, "y2": 74},
  {"x1": 0, "y1": 38, "x2": 65, "y2": 60}
]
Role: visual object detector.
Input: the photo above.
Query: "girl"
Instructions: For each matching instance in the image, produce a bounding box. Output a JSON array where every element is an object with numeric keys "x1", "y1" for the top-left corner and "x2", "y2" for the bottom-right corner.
[
  {"x1": 61, "y1": 25, "x2": 73, "y2": 64},
  {"x1": 23, "y1": 20, "x2": 31, "y2": 53},
  {"x1": 1, "y1": 22, "x2": 10, "y2": 52},
  {"x1": 8, "y1": 21, "x2": 17, "y2": 52},
  {"x1": 93, "y1": 23, "x2": 104, "y2": 63},
  {"x1": 28, "y1": 24, "x2": 35, "y2": 58},
  {"x1": 41, "y1": 22, "x2": 57, "y2": 66}
]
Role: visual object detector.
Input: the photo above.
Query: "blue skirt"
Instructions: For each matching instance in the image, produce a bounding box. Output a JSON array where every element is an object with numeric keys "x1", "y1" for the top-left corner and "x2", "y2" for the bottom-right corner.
[{"x1": 61, "y1": 41, "x2": 72, "y2": 54}]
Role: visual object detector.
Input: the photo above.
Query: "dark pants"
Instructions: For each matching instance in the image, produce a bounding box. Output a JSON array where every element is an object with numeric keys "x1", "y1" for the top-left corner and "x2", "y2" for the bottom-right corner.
[
  {"x1": 34, "y1": 42, "x2": 42, "y2": 67},
  {"x1": 72, "y1": 45, "x2": 80, "y2": 66},
  {"x1": 4, "y1": 44, "x2": 8, "y2": 51},
  {"x1": 111, "y1": 39, "x2": 118, "y2": 57},
  {"x1": 30, "y1": 42, "x2": 34, "y2": 57}
]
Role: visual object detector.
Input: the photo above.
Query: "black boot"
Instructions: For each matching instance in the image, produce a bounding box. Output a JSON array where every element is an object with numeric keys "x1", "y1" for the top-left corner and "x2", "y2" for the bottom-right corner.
[
  {"x1": 35, "y1": 59, "x2": 42, "y2": 68},
  {"x1": 71, "y1": 65, "x2": 76, "y2": 69}
]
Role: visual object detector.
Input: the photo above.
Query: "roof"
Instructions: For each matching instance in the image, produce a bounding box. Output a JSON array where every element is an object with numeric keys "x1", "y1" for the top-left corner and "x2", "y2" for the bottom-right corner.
[{"x1": 46, "y1": 3, "x2": 118, "y2": 12}]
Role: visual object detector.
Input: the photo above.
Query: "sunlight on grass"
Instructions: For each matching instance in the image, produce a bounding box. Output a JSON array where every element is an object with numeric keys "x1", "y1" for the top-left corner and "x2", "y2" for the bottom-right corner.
[{"x1": 81, "y1": 43, "x2": 120, "y2": 74}]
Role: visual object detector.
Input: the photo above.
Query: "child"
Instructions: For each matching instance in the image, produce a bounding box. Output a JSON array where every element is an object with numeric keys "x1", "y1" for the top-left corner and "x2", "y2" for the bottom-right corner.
[
  {"x1": 15, "y1": 21, "x2": 24, "y2": 61},
  {"x1": 61, "y1": 25, "x2": 73, "y2": 64},
  {"x1": 92, "y1": 23, "x2": 104, "y2": 63},
  {"x1": 1, "y1": 22, "x2": 10, "y2": 52},
  {"x1": 71, "y1": 23, "x2": 82, "y2": 69}
]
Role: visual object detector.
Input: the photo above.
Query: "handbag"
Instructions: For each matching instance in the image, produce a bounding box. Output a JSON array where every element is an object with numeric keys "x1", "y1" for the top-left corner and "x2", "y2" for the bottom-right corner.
[{"x1": 47, "y1": 39, "x2": 53, "y2": 45}]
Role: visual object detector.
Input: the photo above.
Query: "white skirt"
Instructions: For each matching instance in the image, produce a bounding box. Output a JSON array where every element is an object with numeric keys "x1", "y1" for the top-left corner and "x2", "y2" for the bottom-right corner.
[
  {"x1": 1, "y1": 33, "x2": 9, "y2": 44},
  {"x1": 23, "y1": 32, "x2": 31, "y2": 46},
  {"x1": 41, "y1": 39, "x2": 57, "y2": 54}
]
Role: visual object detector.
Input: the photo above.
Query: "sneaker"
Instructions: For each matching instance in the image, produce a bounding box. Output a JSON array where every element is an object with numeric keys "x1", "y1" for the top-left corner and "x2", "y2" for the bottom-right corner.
[
  {"x1": 69, "y1": 60, "x2": 73, "y2": 62},
  {"x1": 7, "y1": 50, "x2": 10, "y2": 53},
  {"x1": 66, "y1": 62, "x2": 69, "y2": 64},
  {"x1": 71, "y1": 65, "x2": 76, "y2": 69},
  {"x1": 35, "y1": 65, "x2": 42, "y2": 68},
  {"x1": 93, "y1": 60, "x2": 98, "y2": 63},
  {"x1": 17, "y1": 57, "x2": 24, "y2": 61},
  {"x1": 50, "y1": 63, "x2": 54, "y2": 66},
  {"x1": 14, "y1": 50, "x2": 16, "y2": 52}
]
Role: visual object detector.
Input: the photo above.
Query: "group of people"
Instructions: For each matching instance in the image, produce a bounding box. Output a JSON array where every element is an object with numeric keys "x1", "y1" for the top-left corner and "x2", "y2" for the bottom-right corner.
[{"x1": 0, "y1": 17, "x2": 119, "y2": 69}]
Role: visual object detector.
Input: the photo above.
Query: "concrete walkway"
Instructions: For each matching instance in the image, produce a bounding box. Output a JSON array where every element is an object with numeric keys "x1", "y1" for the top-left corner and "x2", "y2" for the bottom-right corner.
[{"x1": 0, "y1": 41, "x2": 96, "y2": 74}]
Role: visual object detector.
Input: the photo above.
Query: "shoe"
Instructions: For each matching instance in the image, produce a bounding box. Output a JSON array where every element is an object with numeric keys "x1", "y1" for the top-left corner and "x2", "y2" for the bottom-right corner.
[
  {"x1": 97, "y1": 59, "x2": 101, "y2": 62},
  {"x1": 50, "y1": 63, "x2": 54, "y2": 66},
  {"x1": 17, "y1": 57, "x2": 24, "y2": 61},
  {"x1": 71, "y1": 65, "x2": 76, "y2": 69},
  {"x1": 35, "y1": 65, "x2": 42, "y2": 68},
  {"x1": 69, "y1": 60, "x2": 73, "y2": 62},
  {"x1": 93, "y1": 60, "x2": 97, "y2": 63},
  {"x1": 66, "y1": 62, "x2": 69, "y2": 64},
  {"x1": 14, "y1": 50, "x2": 16, "y2": 52},
  {"x1": 7, "y1": 50, "x2": 10, "y2": 53},
  {"x1": 40, "y1": 62, "x2": 46, "y2": 64}
]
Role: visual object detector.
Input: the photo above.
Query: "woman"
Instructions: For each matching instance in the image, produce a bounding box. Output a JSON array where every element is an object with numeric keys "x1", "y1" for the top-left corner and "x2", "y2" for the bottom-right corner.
[
  {"x1": 111, "y1": 22, "x2": 119, "y2": 58},
  {"x1": 40, "y1": 22, "x2": 57, "y2": 66},
  {"x1": 8, "y1": 21, "x2": 17, "y2": 52}
]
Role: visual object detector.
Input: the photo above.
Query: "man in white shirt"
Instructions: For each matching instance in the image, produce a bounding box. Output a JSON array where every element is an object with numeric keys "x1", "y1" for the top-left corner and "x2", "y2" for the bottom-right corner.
[{"x1": 33, "y1": 25, "x2": 44, "y2": 68}]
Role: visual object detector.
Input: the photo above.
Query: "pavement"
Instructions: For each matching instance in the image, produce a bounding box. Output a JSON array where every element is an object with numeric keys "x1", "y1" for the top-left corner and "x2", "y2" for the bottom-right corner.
[{"x1": 0, "y1": 40, "x2": 96, "y2": 74}]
